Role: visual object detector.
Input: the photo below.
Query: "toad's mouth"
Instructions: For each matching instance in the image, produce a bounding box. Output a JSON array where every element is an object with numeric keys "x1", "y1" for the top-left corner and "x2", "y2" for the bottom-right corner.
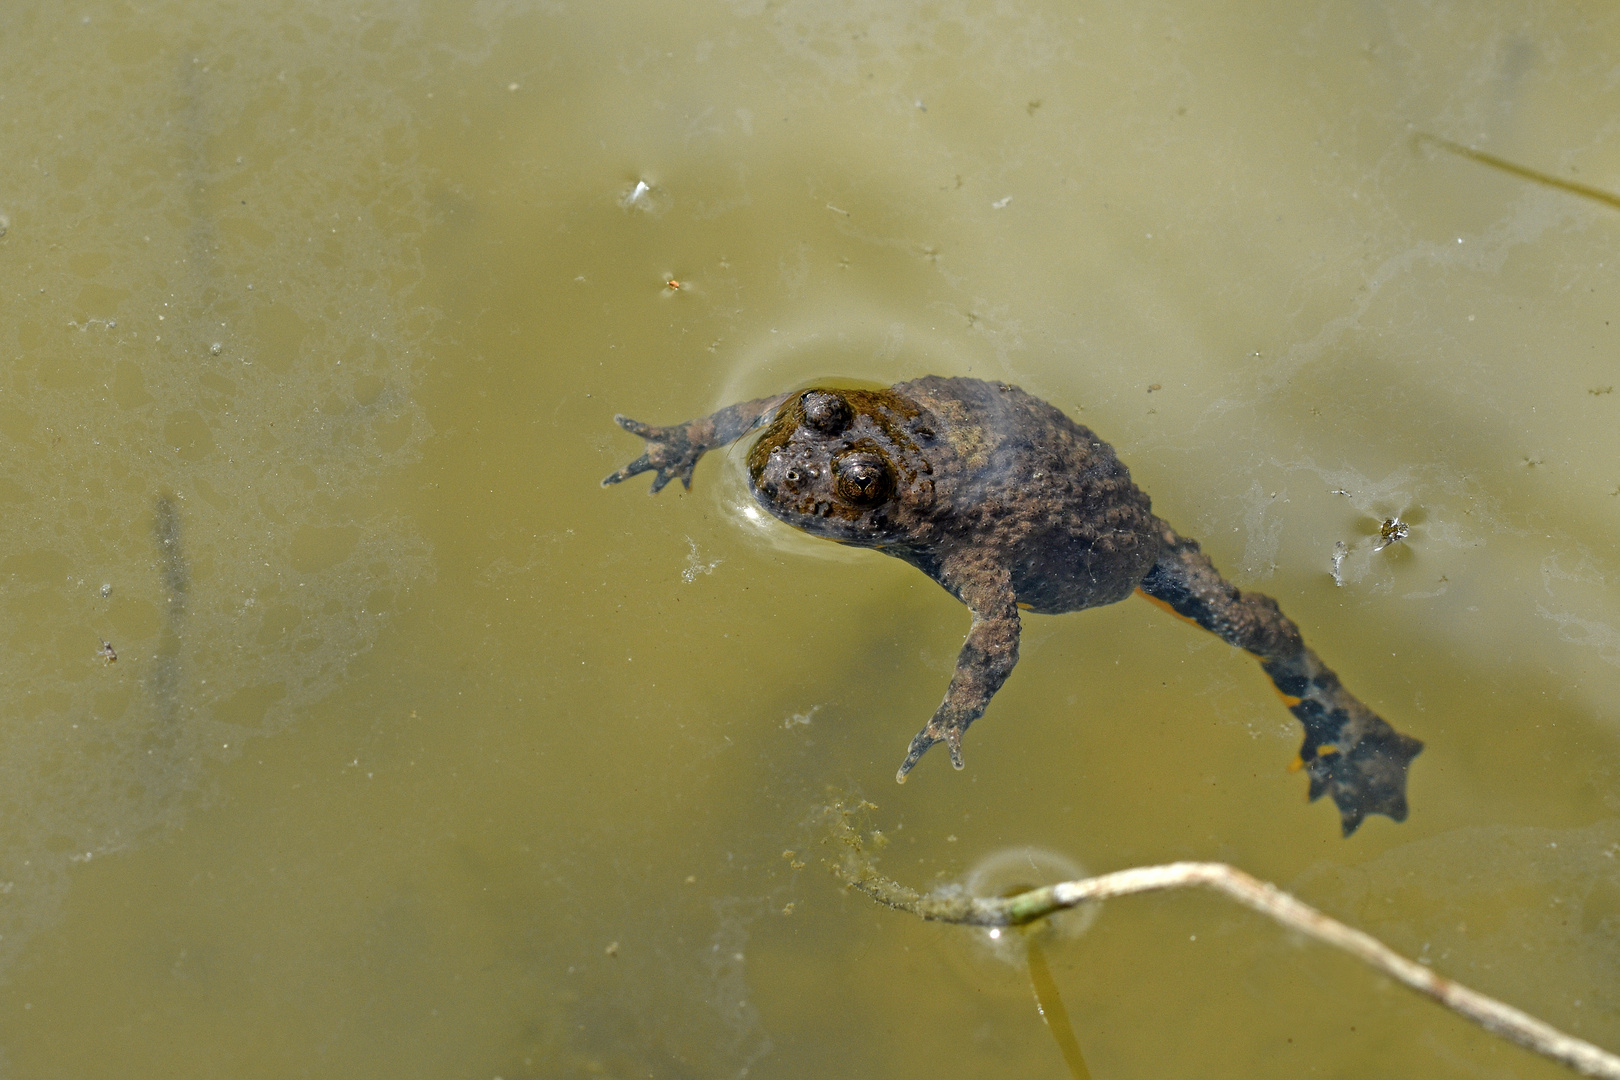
[{"x1": 747, "y1": 477, "x2": 893, "y2": 547}]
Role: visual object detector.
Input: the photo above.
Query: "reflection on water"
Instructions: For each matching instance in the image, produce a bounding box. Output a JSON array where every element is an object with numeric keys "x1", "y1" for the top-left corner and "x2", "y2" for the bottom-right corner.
[
  {"x1": 1, "y1": 0, "x2": 1618, "y2": 1076},
  {"x1": 1023, "y1": 930, "x2": 1093, "y2": 1080}
]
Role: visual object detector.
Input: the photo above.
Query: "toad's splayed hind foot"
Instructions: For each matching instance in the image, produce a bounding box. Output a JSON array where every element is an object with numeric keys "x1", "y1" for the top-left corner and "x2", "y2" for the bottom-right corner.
[{"x1": 1299, "y1": 724, "x2": 1422, "y2": 835}]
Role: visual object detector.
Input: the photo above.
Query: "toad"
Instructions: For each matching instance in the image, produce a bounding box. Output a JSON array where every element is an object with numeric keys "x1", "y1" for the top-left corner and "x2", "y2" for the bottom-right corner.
[{"x1": 603, "y1": 377, "x2": 1421, "y2": 835}]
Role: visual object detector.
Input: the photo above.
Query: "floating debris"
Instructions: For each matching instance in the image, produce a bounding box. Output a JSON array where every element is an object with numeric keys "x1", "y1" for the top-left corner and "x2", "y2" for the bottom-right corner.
[
  {"x1": 1330, "y1": 541, "x2": 1349, "y2": 586},
  {"x1": 680, "y1": 536, "x2": 721, "y2": 582},
  {"x1": 98, "y1": 640, "x2": 117, "y2": 664},
  {"x1": 621, "y1": 179, "x2": 653, "y2": 210},
  {"x1": 1375, "y1": 516, "x2": 1409, "y2": 551},
  {"x1": 783, "y1": 705, "x2": 819, "y2": 729}
]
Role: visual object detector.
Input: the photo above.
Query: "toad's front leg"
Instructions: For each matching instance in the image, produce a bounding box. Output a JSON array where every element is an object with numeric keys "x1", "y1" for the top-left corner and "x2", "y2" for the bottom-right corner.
[
  {"x1": 896, "y1": 571, "x2": 1021, "y2": 781},
  {"x1": 602, "y1": 393, "x2": 789, "y2": 493}
]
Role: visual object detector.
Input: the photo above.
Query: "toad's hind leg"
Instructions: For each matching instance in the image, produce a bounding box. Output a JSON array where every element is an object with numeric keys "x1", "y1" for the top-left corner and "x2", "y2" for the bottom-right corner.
[{"x1": 1137, "y1": 524, "x2": 1422, "y2": 836}]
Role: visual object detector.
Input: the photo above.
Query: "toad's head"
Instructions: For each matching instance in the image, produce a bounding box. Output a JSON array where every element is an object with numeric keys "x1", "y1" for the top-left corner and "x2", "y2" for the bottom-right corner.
[{"x1": 747, "y1": 387, "x2": 937, "y2": 546}]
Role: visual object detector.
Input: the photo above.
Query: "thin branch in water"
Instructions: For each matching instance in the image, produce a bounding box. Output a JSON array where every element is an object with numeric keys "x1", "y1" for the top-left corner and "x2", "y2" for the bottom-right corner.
[
  {"x1": 1417, "y1": 133, "x2": 1620, "y2": 212},
  {"x1": 821, "y1": 801, "x2": 1620, "y2": 1080}
]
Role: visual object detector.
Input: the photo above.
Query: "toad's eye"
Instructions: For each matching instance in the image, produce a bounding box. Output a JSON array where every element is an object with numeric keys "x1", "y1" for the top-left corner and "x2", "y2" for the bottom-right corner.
[
  {"x1": 785, "y1": 469, "x2": 802, "y2": 484},
  {"x1": 802, "y1": 391, "x2": 853, "y2": 436},
  {"x1": 834, "y1": 451, "x2": 892, "y2": 506}
]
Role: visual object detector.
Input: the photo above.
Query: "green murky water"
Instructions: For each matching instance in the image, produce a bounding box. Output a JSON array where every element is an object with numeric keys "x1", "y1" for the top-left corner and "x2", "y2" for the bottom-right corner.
[{"x1": 1, "y1": 2, "x2": 1618, "y2": 1076}]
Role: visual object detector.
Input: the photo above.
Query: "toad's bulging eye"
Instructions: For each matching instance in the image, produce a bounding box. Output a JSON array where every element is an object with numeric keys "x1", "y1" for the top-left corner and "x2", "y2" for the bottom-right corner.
[
  {"x1": 785, "y1": 469, "x2": 802, "y2": 483},
  {"x1": 834, "y1": 451, "x2": 892, "y2": 506},
  {"x1": 802, "y1": 392, "x2": 853, "y2": 436}
]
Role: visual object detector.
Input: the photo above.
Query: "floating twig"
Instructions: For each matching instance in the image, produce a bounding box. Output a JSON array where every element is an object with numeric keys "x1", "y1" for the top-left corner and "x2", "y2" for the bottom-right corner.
[{"x1": 824, "y1": 802, "x2": 1620, "y2": 1079}]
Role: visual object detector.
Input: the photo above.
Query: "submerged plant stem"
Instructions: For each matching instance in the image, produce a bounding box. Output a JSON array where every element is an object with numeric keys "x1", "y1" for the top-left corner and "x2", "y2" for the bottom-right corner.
[
  {"x1": 1023, "y1": 931, "x2": 1092, "y2": 1080},
  {"x1": 824, "y1": 804, "x2": 1620, "y2": 1080},
  {"x1": 1418, "y1": 133, "x2": 1620, "y2": 212}
]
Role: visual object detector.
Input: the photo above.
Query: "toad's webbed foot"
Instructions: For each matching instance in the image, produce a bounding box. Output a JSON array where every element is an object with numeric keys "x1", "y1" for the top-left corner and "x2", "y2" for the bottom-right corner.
[
  {"x1": 601, "y1": 415, "x2": 706, "y2": 493},
  {"x1": 1297, "y1": 714, "x2": 1423, "y2": 835},
  {"x1": 602, "y1": 394, "x2": 791, "y2": 495}
]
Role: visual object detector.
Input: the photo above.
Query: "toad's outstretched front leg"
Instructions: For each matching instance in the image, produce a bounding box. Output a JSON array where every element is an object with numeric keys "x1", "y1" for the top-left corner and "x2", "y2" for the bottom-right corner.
[
  {"x1": 896, "y1": 566, "x2": 1021, "y2": 782},
  {"x1": 602, "y1": 393, "x2": 790, "y2": 493},
  {"x1": 1137, "y1": 522, "x2": 1422, "y2": 835}
]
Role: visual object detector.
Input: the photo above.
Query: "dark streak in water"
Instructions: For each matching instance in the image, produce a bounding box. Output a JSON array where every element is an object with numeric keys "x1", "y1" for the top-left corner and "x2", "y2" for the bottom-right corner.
[
  {"x1": 1418, "y1": 133, "x2": 1620, "y2": 212},
  {"x1": 149, "y1": 495, "x2": 188, "y2": 724},
  {"x1": 155, "y1": 496, "x2": 188, "y2": 608},
  {"x1": 141, "y1": 55, "x2": 215, "y2": 732}
]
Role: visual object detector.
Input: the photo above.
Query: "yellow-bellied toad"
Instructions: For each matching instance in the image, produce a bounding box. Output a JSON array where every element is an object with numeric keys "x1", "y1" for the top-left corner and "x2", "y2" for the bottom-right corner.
[{"x1": 603, "y1": 377, "x2": 1421, "y2": 835}]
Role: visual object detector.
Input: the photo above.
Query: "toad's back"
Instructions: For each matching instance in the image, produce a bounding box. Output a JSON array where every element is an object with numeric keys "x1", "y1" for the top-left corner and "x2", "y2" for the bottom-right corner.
[{"x1": 897, "y1": 376, "x2": 1160, "y2": 615}]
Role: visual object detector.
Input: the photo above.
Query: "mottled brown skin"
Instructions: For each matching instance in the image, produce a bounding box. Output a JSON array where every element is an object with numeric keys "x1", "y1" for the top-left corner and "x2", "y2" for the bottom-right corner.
[{"x1": 604, "y1": 377, "x2": 1422, "y2": 835}]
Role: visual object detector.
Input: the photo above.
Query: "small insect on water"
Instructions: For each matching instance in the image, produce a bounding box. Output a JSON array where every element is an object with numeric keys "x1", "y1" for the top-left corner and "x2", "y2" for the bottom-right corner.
[
  {"x1": 98, "y1": 640, "x2": 117, "y2": 664},
  {"x1": 1375, "y1": 516, "x2": 1409, "y2": 551}
]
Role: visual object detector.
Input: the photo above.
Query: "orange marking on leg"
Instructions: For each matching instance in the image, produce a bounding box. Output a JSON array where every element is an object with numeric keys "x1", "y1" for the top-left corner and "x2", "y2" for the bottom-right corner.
[
  {"x1": 1288, "y1": 755, "x2": 1305, "y2": 773},
  {"x1": 1273, "y1": 687, "x2": 1303, "y2": 708},
  {"x1": 1136, "y1": 589, "x2": 1204, "y2": 630}
]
